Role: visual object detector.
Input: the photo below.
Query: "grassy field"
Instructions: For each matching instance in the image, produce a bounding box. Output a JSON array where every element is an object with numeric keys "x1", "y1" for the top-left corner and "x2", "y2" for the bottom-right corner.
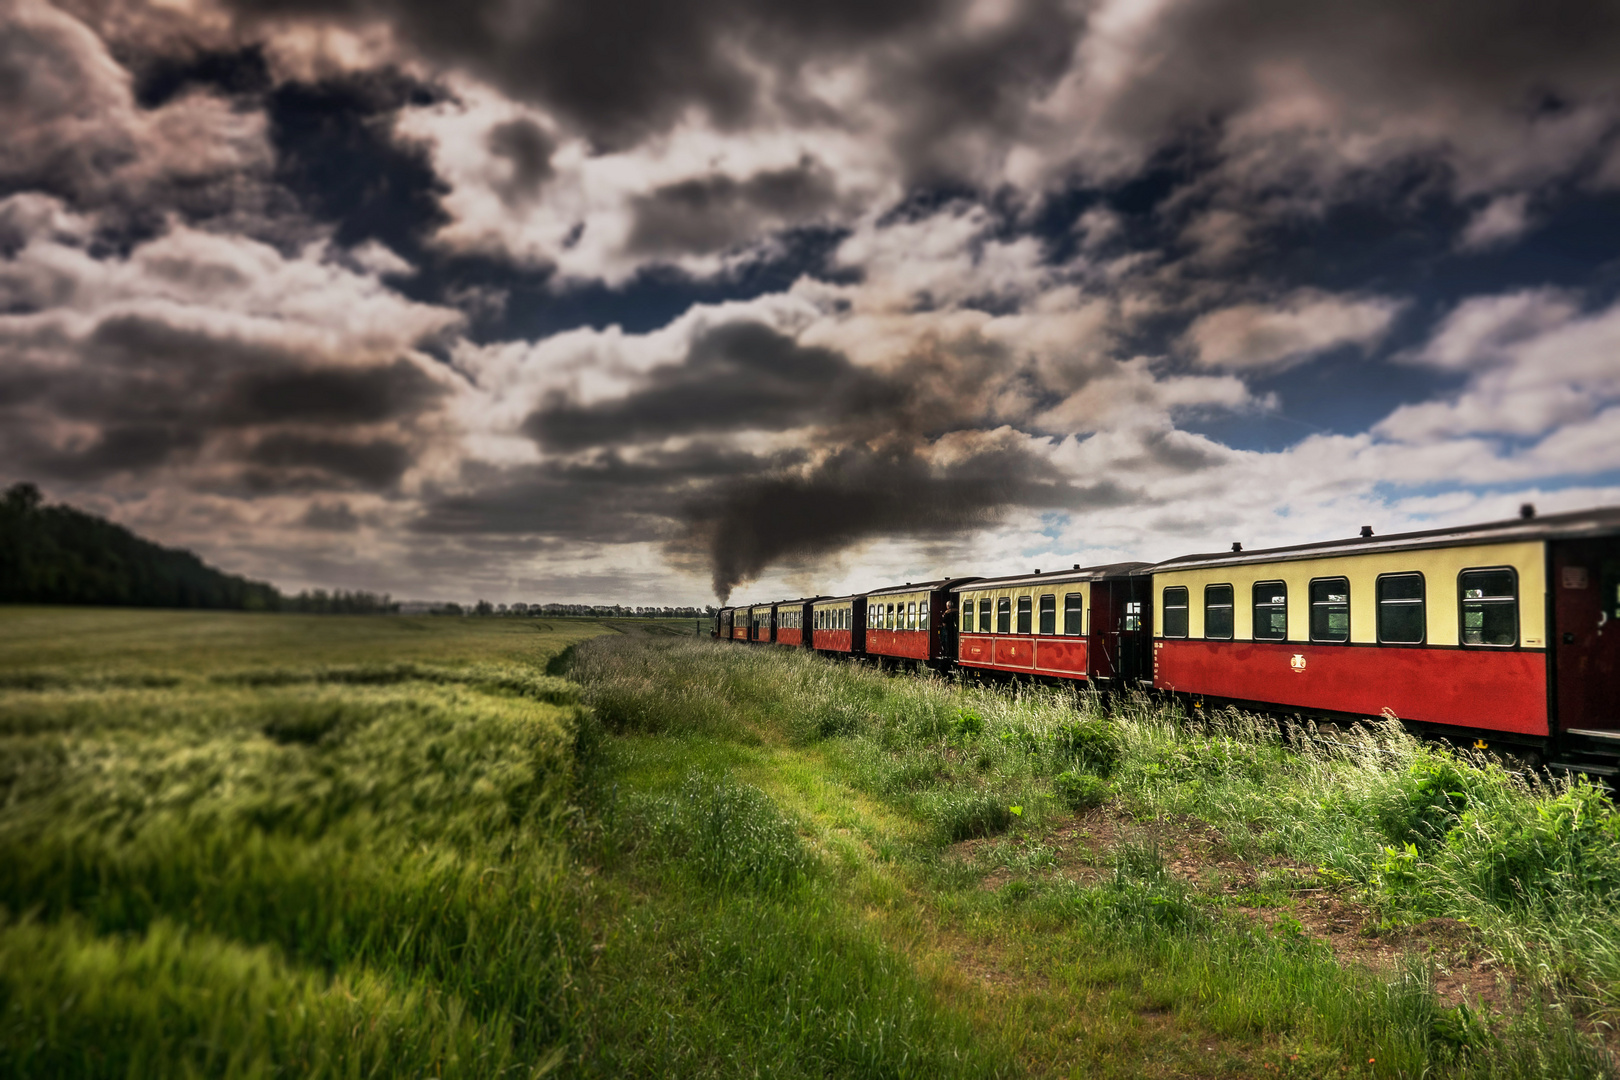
[{"x1": 2, "y1": 608, "x2": 1618, "y2": 1077}]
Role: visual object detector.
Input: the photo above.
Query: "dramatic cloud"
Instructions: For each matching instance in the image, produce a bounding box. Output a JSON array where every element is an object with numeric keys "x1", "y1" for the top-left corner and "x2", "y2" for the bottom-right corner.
[{"x1": 1, "y1": 0, "x2": 1618, "y2": 602}]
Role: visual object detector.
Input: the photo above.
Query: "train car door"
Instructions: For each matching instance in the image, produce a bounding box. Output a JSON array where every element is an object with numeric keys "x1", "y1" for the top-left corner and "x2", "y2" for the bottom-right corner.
[
  {"x1": 1553, "y1": 538, "x2": 1620, "y2": 730},
  {"x1": 1089, "y1": 577, "x2": 1154, "y2": 686},
  {"x1": 1115, "y1": 576, "x2": 1153, "y2": 687},
  {"x1": 1087, "y1": 582, "x2": 1118, "y2": 683}
]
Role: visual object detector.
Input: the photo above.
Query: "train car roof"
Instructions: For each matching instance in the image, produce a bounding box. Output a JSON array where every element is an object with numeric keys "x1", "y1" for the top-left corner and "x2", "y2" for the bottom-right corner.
[
  {"x1": 1148, "y1": 504, "x2": 1620, "y2": 573},
  {"x1": 811, "y1": 593, "x2": 866, "y2": 605},
  {"x1": 950, "y1": 561, "x2": 1152, "y2": 591},
  {"x1": 864, "y1": 576, "x2": 983, "y2": 598}
]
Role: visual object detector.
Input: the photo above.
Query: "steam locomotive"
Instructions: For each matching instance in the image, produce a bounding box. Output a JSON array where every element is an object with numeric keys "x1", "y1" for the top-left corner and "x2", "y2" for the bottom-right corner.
[{"x1": 713, "y1": 505, "x2": 1620, "y2": 778}]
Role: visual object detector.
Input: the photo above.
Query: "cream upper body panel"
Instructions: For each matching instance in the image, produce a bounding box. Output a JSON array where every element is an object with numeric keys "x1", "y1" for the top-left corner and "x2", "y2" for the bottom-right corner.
[
  {"x1": 958, "y1": 581, "x2": 1090, "y2": 634},
  {"x1": 1152, "y1": 540, "x2": 1545, "y2": 646}
]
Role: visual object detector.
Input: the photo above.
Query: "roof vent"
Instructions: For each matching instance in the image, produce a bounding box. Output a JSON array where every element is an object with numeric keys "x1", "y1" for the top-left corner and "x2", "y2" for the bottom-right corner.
[
  {"x1": 1520, "y1": 503, "x2": 1536, "y2": 520},
  {"x1": 1073, "y1": 564, "x2": 1080, "y2": 570},
  {"x1": 1359, "y1": 525, "x2": 1374, "y2": 538},
  {"x1": 1033, "y1": 569, "x2": 1041, "y2": 575},
  {"x1": 1231, "y1": 542, "x2": 1242, "y2": 552}
]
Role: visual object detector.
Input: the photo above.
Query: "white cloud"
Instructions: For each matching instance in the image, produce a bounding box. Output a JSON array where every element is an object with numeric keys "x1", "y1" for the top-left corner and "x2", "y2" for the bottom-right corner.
[
  {"x1": 1185, "y1": 289, "x2": 1403, "y2": 371},
  {"x1": 1379, "y1": 288, "x2": 1620, "y2": 442},
  {"x1": 1457, "y1": 193, "x2": 1534, "y2": 252}
]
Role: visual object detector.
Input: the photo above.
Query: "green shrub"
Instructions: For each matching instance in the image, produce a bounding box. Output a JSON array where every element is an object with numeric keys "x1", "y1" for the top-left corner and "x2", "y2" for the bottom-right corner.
[
  {"x1": 1053, "y1": 770, "x2": 1110, "y2": 810},
  {"x1": 1373, "y1": 752, "x2": 1484, "y2": 852},
  {"x1": 948, "y1": 708, "x2": 985, "y2": 747},
  {"x1": 1052, "y1": 716, "x2": 1122, "y2": 776},
  {"x1": 919, "y1": 789, "x2": 1015, "y2": 842},
  {"x1": 1440, "y1": 778, "x2": 1620, "y2": 907}
]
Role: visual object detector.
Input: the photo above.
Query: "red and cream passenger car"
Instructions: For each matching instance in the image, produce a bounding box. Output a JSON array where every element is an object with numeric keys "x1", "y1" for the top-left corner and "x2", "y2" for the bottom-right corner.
[
  {"x1": 953, "y1": 563, "x2": 1151, "y2": 684},
  {"x1": 864, "y1": 578, "x2": 978, "y2": 665},
  {"x1": 1149, "y1": 507, "x2": 1620, "y2": 762},
  {"x1": 774, "y1": 598, "x2": 821, "y2": 647},
  {"x1": 747, "y1": 602, "x2": 775, "y2": 643},
  {"x1": 810, "y1": 594, "x2": 866, "y2": 655}
]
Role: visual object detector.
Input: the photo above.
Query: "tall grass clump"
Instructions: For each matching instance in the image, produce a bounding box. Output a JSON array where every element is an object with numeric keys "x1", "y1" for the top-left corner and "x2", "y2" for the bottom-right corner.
[{"x1": 0, "y1": 663, "x2": 588, "y2": 1076}]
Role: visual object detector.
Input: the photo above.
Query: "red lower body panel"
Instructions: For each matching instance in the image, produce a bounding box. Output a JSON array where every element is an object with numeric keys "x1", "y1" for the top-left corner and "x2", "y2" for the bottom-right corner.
[
  {"x1": 778, "y1": 628, "x2": 803, "y2": 646},
  {"x1": 867, "y1": 629, "x2": 930, "y2": 660},
  {"x1": 813, "y1": 629, "x2": 853, "y2": 653},
  {"x1": 959, "y1": 635, "x2": 1088, "y2": 679},
  {"x1": 731, "y1": 628, "x2": 748, "y2": 641},
  {"x1": 1153, "y1": 640, "x2": 1548, "y2": 736}
]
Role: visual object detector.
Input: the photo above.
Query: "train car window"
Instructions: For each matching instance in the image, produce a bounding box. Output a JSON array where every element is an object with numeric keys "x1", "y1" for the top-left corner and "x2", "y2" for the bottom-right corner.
[
  {"x1": 1064, "y1": 593, "x2": 1084, "y2": 635},
  {"x1": 961, "y1": 598, "x2": 975, "y2": 632},
  {"x1": 1163, "y1": 587, "x2": 1189, "y2": 638},
  {"x1": 1253, "y1": 582, "x2": 1287, "y2": 641},
  {"x1": 980, "y1": 598, "x2": 994, "y2": 632},
  {"x1": 1377, "y1": 574, "x2": 1425, "y2": 644},
  {"x1": 1460, "y1": 568, "x2": 1517, "y2": 646},
  {"x1": 1204, "y1": 584, "x2": 1235, "y2": 639},
  {"x1": 1123, "y1": 601, "x2": 1142, "y2": 631},
  {"x1": 997, "y1": 596, "x2": 1012, "y2": 634},
  {"x1": 919, "y1": 599, "x2": 929, "y2": 627},
  {"x1": 1039, "y1": 594, "x2": 1057, "y2": 635},
  {"x1": 883, "y1": 602, "x2": 893, "y2": 630},
  {"x1": 1309, "y1": 578, "x2": 1350, "y2": 642},
  {"x1": 907, "y1": 601, "x2": 918, "y2": 630},
  {"x1": 1016, "y1": 596, "x2": 1032, "y2": 634}
]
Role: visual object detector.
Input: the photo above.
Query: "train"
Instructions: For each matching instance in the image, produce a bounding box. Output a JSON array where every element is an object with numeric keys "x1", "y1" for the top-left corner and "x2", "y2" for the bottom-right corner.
[{"x1": 712, "y1": 504, "x2": 1620, "y2": 779}]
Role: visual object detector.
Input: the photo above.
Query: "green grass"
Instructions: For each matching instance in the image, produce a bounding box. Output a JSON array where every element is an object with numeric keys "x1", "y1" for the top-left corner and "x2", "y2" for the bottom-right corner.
[{"x1": 4, "y1": 608, "x2": 1618, "y2": 1077}]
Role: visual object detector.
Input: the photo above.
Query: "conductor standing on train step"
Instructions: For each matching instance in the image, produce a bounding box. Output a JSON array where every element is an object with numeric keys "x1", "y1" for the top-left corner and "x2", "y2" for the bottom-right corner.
[{"x1": 940, "y1": 599, "x2": 958, "y2": 661}]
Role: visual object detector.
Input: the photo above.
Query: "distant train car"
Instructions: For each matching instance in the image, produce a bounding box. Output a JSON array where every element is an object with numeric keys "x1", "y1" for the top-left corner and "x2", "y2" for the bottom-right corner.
[
  {"x1": 864, "y1": 578, "x2": 979, "y2": 666},
  {"x1": 775, "y1": 597, "x2": 822, "y2": 647},
  {"x1": 714, "y1": 607, "x2": 732, "y2": 639},
  {"x1": 810, "y1": 594, "x2": 866, "y2": 655},
  {"x1": 747, "y1": 602, "x2": 775, "y2": 643},
  {"x1": 1149, "y1": 506, "x2": 1620, "y2": 768},
  {"x1": 953, "y1": 563, "x2": 1151, "y2": 684}
]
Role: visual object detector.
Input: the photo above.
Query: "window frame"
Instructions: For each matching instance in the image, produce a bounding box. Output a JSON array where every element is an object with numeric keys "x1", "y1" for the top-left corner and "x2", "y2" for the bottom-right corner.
[
  {"x1": 979, "y1": 598, "x2": 993, "y2": 633},
  {"x1": 1251, "y1": 581, "x2": 1287, "y2": 642},
  {"x1": 1038, "y1": 594, "x2": 1057, "y2": 635},
  {"x1": 1376, "y1": 572, "x2": 1426, "y2": 645},
  {"x1": 997, "y1": 596, "x2": 1012, "y2": 634},
  {"x1": 1162, "y1": 586, "x2": 1190, "y2": 639},
  {"x1": 1458, "y1": 566, "x2": 1519, "y2": 649},
  {"x1": 961, "y1": 598, "x2": 974, "y2": 633},
  {"x1": 1064, "y1": 593, "x2": 1084, "y2": 636},
  {"x1": 1203, "y1": 583, "x2": 1235, "y2": 640},
  {"x1": 1016, "y1": 595, "x2": 1033, "y2": 634},
  {"x1": 1309, "y1": 577, "x2": 1351, "y2": 643},
  {"x1": 907, "y1": 600, "x2": 918, "y2": 631}
]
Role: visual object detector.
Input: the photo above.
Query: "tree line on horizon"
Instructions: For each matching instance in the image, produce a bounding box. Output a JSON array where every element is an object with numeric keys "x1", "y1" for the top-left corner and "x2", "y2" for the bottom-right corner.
[
  {"x1": 0, "y1": 483, "x2": 715, "y2": 617},
  {"x1": 0, "y1": 482, "x2": 395, "y2": 613}
]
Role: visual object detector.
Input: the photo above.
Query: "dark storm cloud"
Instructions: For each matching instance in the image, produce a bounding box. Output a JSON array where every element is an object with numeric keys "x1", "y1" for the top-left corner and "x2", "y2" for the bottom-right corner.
[
  {"x1": 526, "y1": 321, "x2": 903, "y2": 450},
  {"x1": 266, "y1": 70, "x2": 450, "y2": 254},
  {"x1": 131, "y1": 44, "x2": 274, "y2": 109},
  {"x1": 674, "y1": 443, "x2": 1138, "y2": 600},
  {"x1": 413, "y1": 443, "x2": 782, "y2": 541},
  {"x1": 245, "y1": 434, "x2": 414, "y2": 487},
  {"x1": 486, "y1": 118, "x2": 556, "y2": 208},
  {"x1": 224, "y1": 359, "x2": 447, "y2": 424},
  {"x1": 217, "y1": 0, "x2": 948, "y2": 150},
  {"x1": 626, "y1": 160, "x2": 841, "y2": 256},
  {"x1": 0, "y1": 312, "x2": 448, "y2": 489}
]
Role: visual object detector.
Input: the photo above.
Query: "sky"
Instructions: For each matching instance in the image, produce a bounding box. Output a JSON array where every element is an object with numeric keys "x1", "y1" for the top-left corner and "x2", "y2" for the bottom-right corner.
[{"x1": 4, "y1": 0, "x2": 1620, "y2": 605}]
